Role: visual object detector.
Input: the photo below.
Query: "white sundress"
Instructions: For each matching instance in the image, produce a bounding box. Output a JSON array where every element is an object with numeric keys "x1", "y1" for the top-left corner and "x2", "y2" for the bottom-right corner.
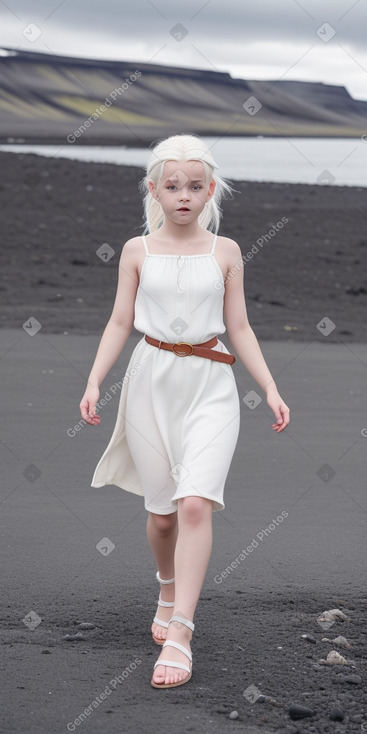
[{"x1": 91, "y1": 234, "x2": 241, "y2": 513}]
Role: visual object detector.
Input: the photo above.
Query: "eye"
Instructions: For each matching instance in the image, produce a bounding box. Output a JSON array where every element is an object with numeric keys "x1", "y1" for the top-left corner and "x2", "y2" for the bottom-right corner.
[
  {"x1": 192, "y1": 185, "x2": 202, "y2": 190},
  {"x1": 166, "y1": 185, "x2": 176, "y2": 190}
]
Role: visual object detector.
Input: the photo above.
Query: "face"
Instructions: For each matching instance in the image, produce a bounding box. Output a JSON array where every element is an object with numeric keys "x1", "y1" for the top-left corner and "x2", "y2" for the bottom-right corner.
[{"x1": 148, "y1": 160, "x2": 216, "y2": 226}]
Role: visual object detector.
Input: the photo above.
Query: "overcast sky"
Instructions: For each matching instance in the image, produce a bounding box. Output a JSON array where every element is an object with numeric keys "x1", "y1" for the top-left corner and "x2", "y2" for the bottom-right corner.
[{"x1": 1, "y1": 0, "x2": 367, "y2": 100}]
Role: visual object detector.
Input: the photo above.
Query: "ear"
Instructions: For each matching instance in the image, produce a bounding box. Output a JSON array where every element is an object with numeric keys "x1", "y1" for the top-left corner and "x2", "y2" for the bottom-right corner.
[
  {"x1": 148, "y1": 179, "x2": 159, "y2": 201},
  {"x1": 206, "y1": 179, "x2": 216, "y2": 202}
]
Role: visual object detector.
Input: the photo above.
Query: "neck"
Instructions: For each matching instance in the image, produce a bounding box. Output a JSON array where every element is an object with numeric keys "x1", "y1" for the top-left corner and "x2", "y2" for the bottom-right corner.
[{"x1": 157, "y1": 219, "x2": 204, "y2": 241}]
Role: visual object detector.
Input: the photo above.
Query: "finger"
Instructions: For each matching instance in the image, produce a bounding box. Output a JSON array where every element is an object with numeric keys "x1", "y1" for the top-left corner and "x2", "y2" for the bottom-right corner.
[{"x1": 273, "y1": 415, "x2": 289, "y2": 432}]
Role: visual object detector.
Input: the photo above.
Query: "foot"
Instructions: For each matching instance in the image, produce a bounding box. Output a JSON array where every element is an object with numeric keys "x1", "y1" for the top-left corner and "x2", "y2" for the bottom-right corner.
[
  {"x1": 151, "y1": 581, "x2": 175, "y2": 643},
  {"x1": 152, "y1": 618, "x2": 192, "y2": 686}
]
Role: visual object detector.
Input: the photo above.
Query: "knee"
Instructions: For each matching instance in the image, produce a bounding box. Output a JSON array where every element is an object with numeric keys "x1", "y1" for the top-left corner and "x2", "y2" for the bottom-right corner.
[
  {"x1": 148, "y1": 511, "x2": 177, "y2": 535},
  {"x1": 178, "y1": 497, "x2": 213, "y2": 527}
]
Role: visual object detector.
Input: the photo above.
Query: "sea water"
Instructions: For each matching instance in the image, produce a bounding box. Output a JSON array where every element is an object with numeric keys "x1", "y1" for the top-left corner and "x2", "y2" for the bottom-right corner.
[{"x1": 1, "y1": 137, "x2": 366, "y2": 187}]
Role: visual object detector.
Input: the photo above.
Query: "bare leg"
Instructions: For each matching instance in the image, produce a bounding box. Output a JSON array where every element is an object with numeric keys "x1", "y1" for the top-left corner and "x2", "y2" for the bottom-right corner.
[
  {"x1": 147, "y1": 511, "x2": 178, "y2": 642},
  {"x1": 152, "y1": 496, "x2": 213, "y2": 685}
]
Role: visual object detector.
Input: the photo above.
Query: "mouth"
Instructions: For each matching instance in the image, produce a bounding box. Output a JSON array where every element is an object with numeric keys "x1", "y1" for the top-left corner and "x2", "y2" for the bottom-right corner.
[{"x1": 177, "y1": 207, "x2": 190, "y2": 212}]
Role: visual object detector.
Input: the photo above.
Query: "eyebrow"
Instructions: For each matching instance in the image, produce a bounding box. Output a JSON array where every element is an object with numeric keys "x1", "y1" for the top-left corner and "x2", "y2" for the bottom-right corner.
[{"x1": 165, "y1": 178, "x2": 204, "y2": 184}]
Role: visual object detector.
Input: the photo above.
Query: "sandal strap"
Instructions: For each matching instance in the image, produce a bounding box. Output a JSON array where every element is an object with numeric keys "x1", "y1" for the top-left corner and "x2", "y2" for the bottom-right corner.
[
  {"x1": 153, "y1": 616, "x2": 169, "y2": 629},
  {"x1": 162, "y1": 639, "x2": 192, "y2": 661},
  {"x1": 157, "y1": 594, "x2": 174, "y2": 608},
  {"x1": 169, "y1": 614, "x2": 195, "y2": 632},
  {"x1": 154, "y1": 659, "x2": 190, "y2": 673},
  {"x1": 156, "y1": 571, "x2": 175, "y2": 585}
]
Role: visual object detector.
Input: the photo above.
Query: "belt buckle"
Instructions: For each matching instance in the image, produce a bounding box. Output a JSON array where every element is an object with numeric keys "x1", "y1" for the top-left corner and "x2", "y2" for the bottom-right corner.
[{"x1": 172, "y1": 341, "x2": 194, "y2": 357}]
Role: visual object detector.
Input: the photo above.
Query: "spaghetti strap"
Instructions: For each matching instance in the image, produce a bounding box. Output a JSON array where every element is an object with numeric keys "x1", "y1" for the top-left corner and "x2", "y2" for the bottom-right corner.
[
  {"x1": 210, "y1": 234, "x2": 218, "y2": 254},
  {"x1": 142, "y1": 235, "x2": 149, "y2": 254}
]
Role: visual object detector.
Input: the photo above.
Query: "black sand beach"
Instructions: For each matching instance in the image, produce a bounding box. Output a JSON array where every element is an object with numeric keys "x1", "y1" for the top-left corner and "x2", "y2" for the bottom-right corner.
[
  {"x1": 1, "y1": 150, "x2": 366, "y2": 343},
  {"x1": 1, "y1": 150, "x2": 367, "y2": 733}
]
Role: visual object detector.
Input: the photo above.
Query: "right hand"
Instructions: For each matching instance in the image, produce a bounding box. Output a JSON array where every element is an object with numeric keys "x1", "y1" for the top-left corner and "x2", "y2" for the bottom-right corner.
[{"x1": 79, "y1": 384, "x2": 101, "y2": 426}]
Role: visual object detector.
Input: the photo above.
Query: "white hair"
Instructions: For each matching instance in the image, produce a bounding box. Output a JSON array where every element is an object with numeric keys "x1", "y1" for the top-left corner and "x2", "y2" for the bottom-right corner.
[{"x1": 139, "y1": 134, "x2": 233, "y2": 233}]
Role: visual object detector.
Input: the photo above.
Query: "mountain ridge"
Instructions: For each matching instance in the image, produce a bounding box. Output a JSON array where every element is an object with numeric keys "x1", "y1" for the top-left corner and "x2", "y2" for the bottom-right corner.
[{"x1": 0, "y1": 47, "x2": 365, "y2": 144}]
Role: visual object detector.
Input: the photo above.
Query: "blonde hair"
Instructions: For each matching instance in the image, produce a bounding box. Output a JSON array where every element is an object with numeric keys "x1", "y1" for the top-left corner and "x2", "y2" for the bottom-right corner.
[{"x1": 140, "y1": 134, "x2": 233, "y2": 233}]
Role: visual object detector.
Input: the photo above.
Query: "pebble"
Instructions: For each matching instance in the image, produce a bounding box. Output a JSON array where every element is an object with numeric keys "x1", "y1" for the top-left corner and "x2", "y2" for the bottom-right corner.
[
  {"x1": 301, "y1": 633, "x2": 316, "y2": 644},
  {"x1": 288, "y1": 703, "x2": 314, "y2": 720},
  {"x1": 229, "y1": 711, "x2": 239, "y2": 720},
  {"x1": 321, "y1": 635, "x2": 351, "y2": 649},
  {"x1": 41, "y1": 649, "x2": 51, "y2": 654},
  {"x1": 318, "y1": 608, "x2": 348, "y2": 623},
  {"x1": 77, "y1": 622, "x2": 95, "y2": 630},
  {"x1": 318, "y1": 650, "x2": 349, "y2": 665},
  {"x1": 62, "y1": 632, "x2": 86, "y2": 641},
  {"x1": 330, "y1": 706, "x2": 344, "y2": 721}
]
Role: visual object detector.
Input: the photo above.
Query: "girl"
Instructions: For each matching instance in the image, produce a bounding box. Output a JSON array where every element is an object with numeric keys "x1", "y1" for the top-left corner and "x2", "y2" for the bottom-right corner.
[{"x1": 79, "y1": 134, "x2": 290, "y2": 689}]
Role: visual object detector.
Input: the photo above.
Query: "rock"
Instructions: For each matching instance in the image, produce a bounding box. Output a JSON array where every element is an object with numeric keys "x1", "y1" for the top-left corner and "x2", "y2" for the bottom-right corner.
[
  {"x1": 322, "y1": 635, "x2": 351, "y2": 648},
  {"x1": 41, "y1": 649, "x2": 51, "y2": 654},
  {"x1": 62, "y1": 632, "x2": 86, "y2": 641},
  {"x1": 229, "y1": 711, "x2": 239, "y2": 720},
  {"x1": 301, "y1": 633, "x2": 317, "y2": 643},
  {"x1": 318, "y1": 650, "x2": 349, "y2": 665},
  {"x1": 318, "y1": 608, "x2": 348, "y2": 623},
  {"x1": 288, "y1": 703, "x2": 314, "y2": 720},
  {"x1": 330, "y1": 706, "x2": 344, "y2": 721},
  {"x1": 77, "y1": 622, "x2": 95, "y2": 630}
]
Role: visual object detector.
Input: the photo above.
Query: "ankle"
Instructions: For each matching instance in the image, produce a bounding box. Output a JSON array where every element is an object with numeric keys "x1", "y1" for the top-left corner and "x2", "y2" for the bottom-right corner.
[{"x1": 168, "y1": 619, "x2": 192, "y2": 639}]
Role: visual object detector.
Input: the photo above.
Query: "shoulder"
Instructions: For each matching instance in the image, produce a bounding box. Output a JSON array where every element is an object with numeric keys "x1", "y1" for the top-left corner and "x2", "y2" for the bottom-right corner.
[
  {"x1": 119, "y1": 236, "x2": 144, "y2": 262},
  {"x1": 121, "y1": 236, "x2": 144, "y2": 254},
  {"x1": 216, "y1": 235, "x2": 242, "y2": 262}
]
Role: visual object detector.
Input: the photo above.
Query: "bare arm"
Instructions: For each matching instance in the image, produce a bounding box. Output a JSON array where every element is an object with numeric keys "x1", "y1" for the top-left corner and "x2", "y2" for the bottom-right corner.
[
  {"x1": 223, "y1": 240, "x2": 290, "y2": 432},
  {"x1": 79, "y1": 238, "x2": 140, "y2": 424}
]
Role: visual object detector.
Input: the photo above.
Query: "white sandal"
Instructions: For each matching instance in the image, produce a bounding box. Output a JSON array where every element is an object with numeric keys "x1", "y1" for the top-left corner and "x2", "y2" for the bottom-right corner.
[
  {"x1": 152, "y1": 571, "x2": 175, "y2": 645},
  {"x1": 151, "y1": 615, "x2": 194, "y2": 689}
]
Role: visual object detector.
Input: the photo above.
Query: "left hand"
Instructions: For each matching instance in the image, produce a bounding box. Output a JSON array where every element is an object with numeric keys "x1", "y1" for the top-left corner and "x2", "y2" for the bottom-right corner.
[{"x1": 266, "y1": 391, "x2": 290, "y2": 433}]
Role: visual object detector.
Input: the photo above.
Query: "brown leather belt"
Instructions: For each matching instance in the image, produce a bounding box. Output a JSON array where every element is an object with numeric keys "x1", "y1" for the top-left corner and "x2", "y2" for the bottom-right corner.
[{"x1": 145, "y1": 335, "x2": 235, "y2": 365}]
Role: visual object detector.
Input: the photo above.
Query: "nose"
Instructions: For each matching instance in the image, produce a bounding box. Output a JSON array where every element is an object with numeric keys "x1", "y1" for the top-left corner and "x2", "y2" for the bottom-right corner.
[{"x1": 178, "y1": 187, "x2": 190, "y2": 201}]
